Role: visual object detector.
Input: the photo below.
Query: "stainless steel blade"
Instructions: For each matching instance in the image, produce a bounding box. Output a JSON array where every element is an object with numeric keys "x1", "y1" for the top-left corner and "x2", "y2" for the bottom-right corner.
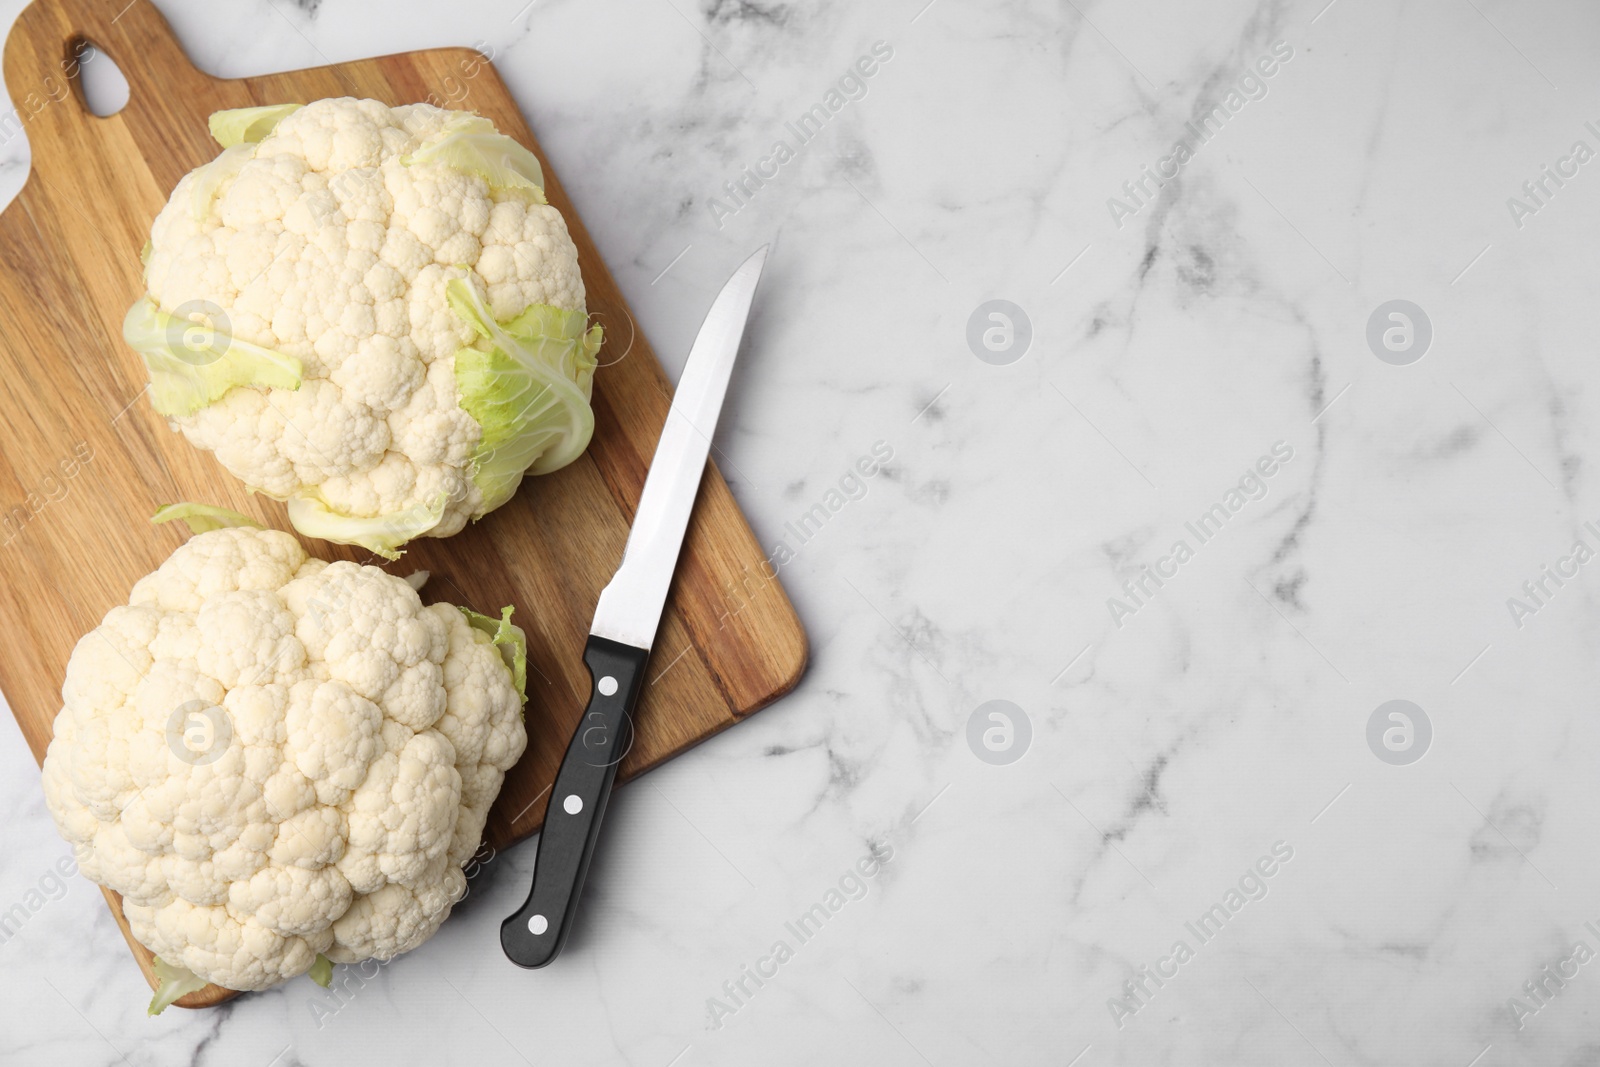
[{"x1": 588, "y1": 245, "x2": 768, "y2": 650}]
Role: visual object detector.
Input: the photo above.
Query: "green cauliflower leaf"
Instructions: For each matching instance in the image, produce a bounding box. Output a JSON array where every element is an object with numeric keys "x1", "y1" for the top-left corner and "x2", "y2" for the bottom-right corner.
[
  {"x1": 286, "y1": 490, "x2": 447, "y2": 560},
  {"x1": 207, "y1": 103, "x2": 302, "y2": 147},
  {"x1": 150, "y1": 503, "x2": 263, "y2": 534},
  {"x1": 123, "y1": 297, "x2": 302, "y2": 418},
  {"x1": 403, "y1": 114, "x2": 546, "y2": 202},
  {"x1": 446, "y1": 276, "x2": 600, "y2": 513},
  {"x1": 147, "y1": 957, "x2": 209, "y2": 1016},
  {"x1": 459, "y1": 604, "x2": 528, "y2": 703}
]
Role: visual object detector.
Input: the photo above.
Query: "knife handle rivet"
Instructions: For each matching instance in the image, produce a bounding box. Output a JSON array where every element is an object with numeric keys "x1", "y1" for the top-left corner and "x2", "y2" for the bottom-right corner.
[
  {"x1": 563, "y1": 794, "x2": 583, "y2": 815},
  {"x1": 528, "y1": 914, "x2": 548, "y2": 935},
  {"x1": 598, "y1": 676, "x2": 618, "y2": 696}
]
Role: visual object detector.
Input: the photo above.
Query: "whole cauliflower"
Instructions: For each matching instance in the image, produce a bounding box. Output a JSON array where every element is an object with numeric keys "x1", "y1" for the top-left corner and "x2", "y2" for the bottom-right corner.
[
  {"x1": 125, "y1": 98, "x2": 603, "y2": 558},
  {"x1": 41, "y1": 526, "x2": 529, "y2": 997}
]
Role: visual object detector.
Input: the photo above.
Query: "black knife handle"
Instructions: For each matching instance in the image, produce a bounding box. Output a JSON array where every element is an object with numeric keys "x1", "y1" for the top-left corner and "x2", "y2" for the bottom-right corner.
[{"x1": 500, "y1": 635, "x2": 650, "y2": 968}]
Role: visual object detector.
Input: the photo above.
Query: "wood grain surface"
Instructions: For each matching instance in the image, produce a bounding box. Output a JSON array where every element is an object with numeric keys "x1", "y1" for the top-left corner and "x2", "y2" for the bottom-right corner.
[{"x1": 0, "y1": 0, "x2": 805, "y2": 1008}]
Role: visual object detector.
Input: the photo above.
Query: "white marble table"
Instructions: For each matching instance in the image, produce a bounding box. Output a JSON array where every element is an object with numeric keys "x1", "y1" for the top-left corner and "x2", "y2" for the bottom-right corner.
[{"x1": 4, "y1": 0, "x2": 1600, "y2": 1063}]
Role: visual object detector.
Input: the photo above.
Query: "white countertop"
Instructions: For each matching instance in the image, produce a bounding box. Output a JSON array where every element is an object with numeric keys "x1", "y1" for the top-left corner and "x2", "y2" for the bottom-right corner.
[{"x1": 4, "y1": 0, "x2": 1600, "y2": 1063}]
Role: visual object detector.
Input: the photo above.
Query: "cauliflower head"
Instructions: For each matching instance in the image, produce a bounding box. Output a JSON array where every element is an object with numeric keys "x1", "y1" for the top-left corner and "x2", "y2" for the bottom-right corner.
[
  {"x1": 126, "y1": 97, "x2": 603, "y2": 559},
  {"x1": 41, "y1": 527, "x2": 529, "y2": 993}
]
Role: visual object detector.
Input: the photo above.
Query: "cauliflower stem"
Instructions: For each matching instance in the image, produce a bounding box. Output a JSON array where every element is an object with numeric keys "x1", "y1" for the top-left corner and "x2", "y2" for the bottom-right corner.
[{"x1": 309, "y1": 952, "x2": 334, "y2": 988}]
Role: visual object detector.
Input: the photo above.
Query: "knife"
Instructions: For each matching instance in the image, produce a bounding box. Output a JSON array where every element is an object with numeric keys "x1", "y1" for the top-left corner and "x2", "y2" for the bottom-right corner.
[{"x1": 500, "y1": 245, "x2": 769, "y2": 969}]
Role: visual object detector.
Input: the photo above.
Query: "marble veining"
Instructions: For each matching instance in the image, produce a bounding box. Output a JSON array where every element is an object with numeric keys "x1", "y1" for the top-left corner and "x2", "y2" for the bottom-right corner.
[{"x1": 6, "y1": 0, "x2": 1600, "y2": 1064}]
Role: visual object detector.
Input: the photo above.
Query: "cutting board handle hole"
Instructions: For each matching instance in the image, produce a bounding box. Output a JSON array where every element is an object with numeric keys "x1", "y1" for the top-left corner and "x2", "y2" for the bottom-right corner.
[{"x1": 69, "y1": 38, "x2": 129, "y2": 118}]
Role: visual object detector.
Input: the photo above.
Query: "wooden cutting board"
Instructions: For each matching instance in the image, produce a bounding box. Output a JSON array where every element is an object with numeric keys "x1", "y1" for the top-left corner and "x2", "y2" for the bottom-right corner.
[{"x1": 0, "y1": 0, "x2": 805, "y2": 1007}]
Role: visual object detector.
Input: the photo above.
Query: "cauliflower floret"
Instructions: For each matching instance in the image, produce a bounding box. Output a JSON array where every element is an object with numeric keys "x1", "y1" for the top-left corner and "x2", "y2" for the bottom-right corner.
[
  {"x1": 41, "y1": 528, "x2": 529, "y2": 994},
  {"x1": 135, "y1": 98, "x2": 598, "y2": 557}
]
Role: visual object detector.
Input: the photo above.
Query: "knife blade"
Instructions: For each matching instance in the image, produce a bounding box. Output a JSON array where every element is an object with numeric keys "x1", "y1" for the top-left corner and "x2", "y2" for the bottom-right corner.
[{"x1": 500, "y1": 245, "x2": 769, "y2": 969}]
